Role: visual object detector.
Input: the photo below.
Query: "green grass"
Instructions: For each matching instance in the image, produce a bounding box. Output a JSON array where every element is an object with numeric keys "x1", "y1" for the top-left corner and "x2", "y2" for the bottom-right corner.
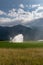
[{"x1": 0, "y1": 41, "x2": 43, "y2": 48}]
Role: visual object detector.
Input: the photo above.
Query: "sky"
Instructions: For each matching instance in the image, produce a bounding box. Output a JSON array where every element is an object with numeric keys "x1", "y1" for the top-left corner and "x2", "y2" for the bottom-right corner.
[{"x1": 0, "y1": 0, "x2": 43, "y2": 26}]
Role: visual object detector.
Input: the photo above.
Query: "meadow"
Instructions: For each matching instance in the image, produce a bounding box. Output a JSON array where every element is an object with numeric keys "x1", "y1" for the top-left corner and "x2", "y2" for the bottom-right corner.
[
  {"x1": 0, "y1": 41, "x2": 43, "y2": 65},
  {"x1": 0, "y1": 41, "x2": 43, "y2": 48}
]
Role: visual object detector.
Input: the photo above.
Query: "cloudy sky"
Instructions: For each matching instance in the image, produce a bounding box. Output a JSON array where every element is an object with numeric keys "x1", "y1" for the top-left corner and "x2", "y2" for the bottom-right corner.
[{"x1": 0, "y1": 0, "x2": 43, "y2": 26}]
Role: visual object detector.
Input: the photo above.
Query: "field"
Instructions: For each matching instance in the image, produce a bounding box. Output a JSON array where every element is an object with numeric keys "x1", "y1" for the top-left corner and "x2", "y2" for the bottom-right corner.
[
  {"x1": 0, "y1": 41, "x2": 43, "y2": 65},
  {"x1": 0, "y1": 41, "x2": 43, "y2": 48}
]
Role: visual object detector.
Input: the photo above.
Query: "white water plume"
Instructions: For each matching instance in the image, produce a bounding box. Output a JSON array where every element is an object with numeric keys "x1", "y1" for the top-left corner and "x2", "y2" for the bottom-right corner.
[{"x1": 10, "y1": 34, "x2": 24, "y2": 43}]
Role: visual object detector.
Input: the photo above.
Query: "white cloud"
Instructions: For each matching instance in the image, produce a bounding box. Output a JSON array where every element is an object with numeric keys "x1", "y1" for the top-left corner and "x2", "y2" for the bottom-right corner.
[
  {"x1": 8, "y1": 9, "x2": 18, "y2": 17},
  {"x1": 26, "y1": 4, "x2": 40, "y2": 8},
  {"x1": 32, "y1": 5, "x2": 43, "y2": 19},
  {"x1": 32, "y1": 4, "x2": 40, "y2": 8},
  {"x1": 0, "y1": 4, "x2": 43, "y2": 26},
  {"x1": 36, "y1": 6, "x2": 43, "y2": 12},
  {"x1": 19, "y1": 4, "x2": 24, "y2": 8},
  {"x1": 0, "y1": 10, "x2": 6, "y2": 15},
  {"x1": 0, "y1": 18, "x2": 12, "y2": 23},
  {"x1": 18, "y1": 8, "x2": 25, "y2": 14},
  {"x1": 8, "y1": 8, "x2": 33, "y2": 23}
]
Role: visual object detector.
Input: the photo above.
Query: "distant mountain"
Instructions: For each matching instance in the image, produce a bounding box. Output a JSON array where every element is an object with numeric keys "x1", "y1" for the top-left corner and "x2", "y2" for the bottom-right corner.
[{"x1": 0, "y1": 25, "x2": 37, "y2": 41}]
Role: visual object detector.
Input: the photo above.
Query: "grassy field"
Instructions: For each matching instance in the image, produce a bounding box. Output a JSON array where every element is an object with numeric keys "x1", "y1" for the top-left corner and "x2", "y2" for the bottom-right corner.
[
  {"x1": 0, "y1": 41, "x2": 43, "y2": 48},
  {"x1": 0, "y1": 41, "x2": 43, "y2": 65},
  {"x1": 0, "y1": 48, "x2": 43, "y2": 65}
]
